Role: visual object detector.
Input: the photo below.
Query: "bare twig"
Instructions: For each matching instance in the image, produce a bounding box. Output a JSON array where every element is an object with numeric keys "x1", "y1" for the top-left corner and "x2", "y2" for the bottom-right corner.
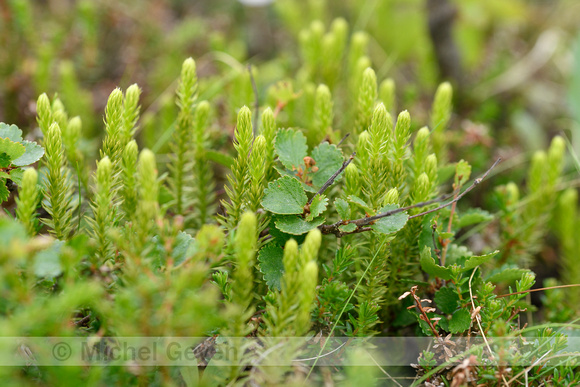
[
  {"x1": 337, "y1": 133, "x2": 350, "y2": 147},
  {"x1": 307, "y1": 152, "x2": 356, "y2": 205},
  {"x1": 319, "y1": 192, "x2": 455, "y2": 237},
  {"x1": 318, "y1": 158, "x2": 501, "y2": 237},
  {"x1": 408, "y1": 158, "x2": 501, "y2": 220},
  {"x1": 410, "y1": 286, "x2": 441, "y2": 339},
  {"x1": 496, "y1": 283, "x2": 580, "y2": 299}
]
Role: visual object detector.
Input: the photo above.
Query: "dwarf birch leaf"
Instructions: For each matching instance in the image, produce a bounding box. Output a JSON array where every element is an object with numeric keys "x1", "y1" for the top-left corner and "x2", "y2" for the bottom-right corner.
[
  {"x1": 372, "y1": 204, "x2": 408, "y2": 235},
  {"x1": 173, "y1": 231, "x2": 194, "y2": 266},
  {"x1": 335, "y1": 198, "x2": 350, "y2": 220},
  {"x1": 275, "y1": 215, "x2": 325, "y2": 235},
  {"x1": 306, "y1": 194, "x2": 328, "y2": 221},
  {"x1": 12, "y1": 141, "x2": 45, "y2": 166},
  {"x1": 275, "y1": 128, "x2": 308, "y2": 171},
  {"x1": 420, "y1": 247, "x2": 453, "y2": 280},
  {"x1": 486, "y1": 268, "x2": 531, "y2": 284},
  {"x1": 448, "y1": 308, "x2": 471, "y2": 333},
  {"x1": 34, "y1": 241, "x2": 63, "y2": 279},
  {"x1": 339, "y1": 223, "x2": 357, "y2": 233},
  {"x1": 310, "y1": 142, "x2": 343, "y2": 188},
  {"x1": 9, "y1": 168, "x2": 24, "y2": 185},
  {"x1": 347, "y1": 195, "x2": 373, "y2": 213},
  {"x1": 258, "y1": 244, "x2": 285, "y2": 290},
  {"x1": 455, "y1": 159, "x2": 472, "y2": 187},
  {"x1": 463, "y1": 250, "x2": 499, "y2": 270},
  {"x1": 434, "y1": 287, "x2": 460, "y2": 314},
  {"x1": 269, "y1": 216, "x2": 307, "y2": 245},
  {"x1": 0, "y1": 123, "x2": 23, "y2": 142},
  {"x1": 0, "y1": 138, "x2": 25, "y2": 162},
  {"x1": 261, "y1": 176, "x2": 307, "y2": 215},
  {"x1": 274, "y1": 166, "x2": 318, "y2": 193}
]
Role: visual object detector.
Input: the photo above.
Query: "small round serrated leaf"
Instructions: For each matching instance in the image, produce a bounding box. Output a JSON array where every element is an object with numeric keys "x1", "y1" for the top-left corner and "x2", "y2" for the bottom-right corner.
[
  {"x1": 12, "y1": 141, "x2": 45, "y2": 166},
  {"x1": 310, "y1": 142, "x2": 343, "y2": 188},
  {"x1": 371, "y1": 204, "x2": 408, "y2": 235},
  {"x1": 261, "y1": 176, "x2": 307, "y2": 215},
  {"x1": 0, "y1": 123, "x2": 23, "y2": 142},
  {"x1": 334, "y1": 198, "x2": 350, "y2": 220},
  {"x1": 0, "y1": 138, "x2": 25, "y2": 162},
  {"x1": 275, "y1": 128, "x2": 308, "y2": 171},
  {"x1": 448, "y1": 308, "x2": 472, "y2": 333},
  {"x1": 258, "y1": 244, "x2": 285, "y2": 291},
  {"x1": 434, "y1": 287, "x2": 460, "y2": 315},
  {"x1": 34, "y1": 241, "x2": 64, "y2": 279},
  {"x1": 275, "y1": 215, "x2": 325, "y2": 235},
  {"x1": 306, "y1": 194, "x2": 328, "y2": 221}
]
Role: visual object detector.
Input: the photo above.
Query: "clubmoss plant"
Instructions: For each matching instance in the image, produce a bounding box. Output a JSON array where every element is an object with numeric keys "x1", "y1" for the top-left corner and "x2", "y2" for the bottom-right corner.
[
  {"x1": 220, "y1": 106, "x2": 254, "y2": 230},
  {"x1": 86, "y1": 156, "x2": 115, "y2": 265},
  {"x1": 430, "y1": 81, "x2": 453, "y2": 165},
  {"x1": 15, "y1": 167, "x2": 40, "y2": 235},
  {"x1": 169, "y1": 58, "x2": 198, "y2": 216},
  {"x1": 41, "y1": 122, "x2": 76, "y2": 240},
  {"x1": 2, "y1": 28, "x2": 579, "y2": 385}
]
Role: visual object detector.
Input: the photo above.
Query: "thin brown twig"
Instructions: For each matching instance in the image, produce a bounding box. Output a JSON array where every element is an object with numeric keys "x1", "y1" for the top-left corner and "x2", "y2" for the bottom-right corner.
[
  {"x1": 408, "y1": 158, "x2": 501, "y2": 220},
  {"x1": 496, "y1": 283, "x2": 580, "y2": 299},
  {"x1": 411, "y1": 286, "x2": 441, "y2": 339},
  {"x1": 337, "y1": 133, "x2": 350, "y2": 147},
  {"x1": 319, "y1": 192, "x2": 455, "y2": 237},
  {"x1": 319, "y1": 158, "x2": 501, "y2": 237},
  {"x1": 308, "y1": 152, "x2": 356, "y2": 205}
]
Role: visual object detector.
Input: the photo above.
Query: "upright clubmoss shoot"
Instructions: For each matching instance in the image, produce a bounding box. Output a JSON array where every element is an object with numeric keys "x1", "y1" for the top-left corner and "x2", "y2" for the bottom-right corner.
[
  {"x1": 221, "y1": 106, "x2": 254, "y2": 230},
  {"x1": 229, "y1": 212, "x2": 258, "y2": 337},
  {"x1": 86, "y1": 156, "x2": 115, "y2": 264},
  {"x1": 121, "y1": 140, "x2": 138, "y2": 219},
  {"x1": 135, "y1": 149, "x2": 159, "y2": 249},
  {"x1": 170, "y1": 58, "x2": 198, "y2": 215},
  {"x1": 101, "y1": 88, "x2": 125, "y2": 171},
  {"x1": 41, "y1": 122, "x2": 76, "y2": 240},
  {"x1": 36, "y1": 93, "x2": 53, "y2": 136},
  {"x1": 365, "y1": 103, "x2": 391, "y2": 208},
  {"x1": 430, "y1": 82, "x2": 453, "y2": 165},
  {"x1": 122, "y1": 83, "x2": 142, "y2": 146},
  {"x1": 260, "y1": 107, "x2": 278, "y2": 184},
  {"x1": 312, "y1": 84, "x2": 333, "y2": 146},
  {"x1": 190, "y1": 100, "x2": 215, "y2": 229},
  {"x1": 15, "y1": 168, "x2": 39, "y2": 236},
  {"x1": 248, "y1": 135, "x2": 267, "y2": 213},
  {"x1": 356, "y1": 67, "x2": 377, "y2": 134}
]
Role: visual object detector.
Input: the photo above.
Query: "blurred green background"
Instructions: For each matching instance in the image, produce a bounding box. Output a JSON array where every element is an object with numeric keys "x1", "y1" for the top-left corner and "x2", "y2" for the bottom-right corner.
[{"x1": 2, "y1": 0, "x2": 580, "y2": 165}]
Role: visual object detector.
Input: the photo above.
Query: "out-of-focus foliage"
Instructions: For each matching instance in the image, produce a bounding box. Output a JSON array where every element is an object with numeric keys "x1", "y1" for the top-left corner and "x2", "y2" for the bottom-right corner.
[{"x1": 1, "y1": 0, "x2": 580, "y2": 385}]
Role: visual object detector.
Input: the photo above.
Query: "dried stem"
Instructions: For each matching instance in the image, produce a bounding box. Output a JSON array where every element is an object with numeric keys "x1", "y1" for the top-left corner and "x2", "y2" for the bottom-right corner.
[
  {"x1": 496, "y1": 283, "x2": 580, "y2": 299},
  {"x1": 337, "y1": 133, "x2": 350, "y2": 147}
]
